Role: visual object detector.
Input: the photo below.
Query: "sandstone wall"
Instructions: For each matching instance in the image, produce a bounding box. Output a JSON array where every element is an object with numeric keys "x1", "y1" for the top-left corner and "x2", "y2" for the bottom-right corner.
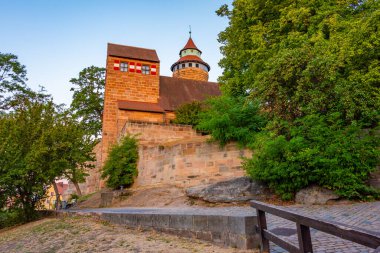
[
  {"x1": 76, "y1": 123, "x2": 250, "y2": 194},
  {"x1": 136, "y1": 136, "x2": 250, "y2": 188},
  {"x1": 102, "y1": 55, "x2": 160, "y2": 164},
  {"x1": 172, "y1": 67, "x2": 209, "y2": 82},
  {"x1": 120, "y1": 121, "x2": 201, "y2": 146}
]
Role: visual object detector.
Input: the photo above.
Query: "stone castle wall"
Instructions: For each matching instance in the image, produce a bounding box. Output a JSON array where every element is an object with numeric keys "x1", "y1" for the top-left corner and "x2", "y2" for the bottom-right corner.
[
  {"x1": 120, "y1": 121, "x2": 200, "y2": 146},
  {"x1": 136, "y1": 136, "x2": 250, "y2": 188},
  {"x1": 75, "y1": 123, "x2": 249, "y2": 194},
  {"x1": 102, "y1": 55, "x2": 160, "y2": 164}
]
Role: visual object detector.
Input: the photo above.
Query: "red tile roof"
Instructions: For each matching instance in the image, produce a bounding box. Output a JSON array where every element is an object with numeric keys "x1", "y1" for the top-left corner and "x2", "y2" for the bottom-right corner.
[
  {"x1": 118, "y1": 101, "x2": 164, "y2": 112},
  {"x1": 171, "y1": 55, "x2": 210, "y2": 71},
  {"x1": 158, "y1": 76, "x2": 220, "y2": 111},
  {"x1": 107, "y1": 43, "x2": 160, "y2": 63},
  {"x1": 56, "y1": 182, "x2": 69, "y2": 195},
  {"x1": 181, "y1": 38, "x2": 201, "y2": 53}
]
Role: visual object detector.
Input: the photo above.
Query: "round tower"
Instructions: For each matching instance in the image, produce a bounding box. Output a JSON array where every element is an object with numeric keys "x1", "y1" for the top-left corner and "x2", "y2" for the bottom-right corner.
[{"x1": 171, "y1": 36, "x2": 210, "y2": 82}]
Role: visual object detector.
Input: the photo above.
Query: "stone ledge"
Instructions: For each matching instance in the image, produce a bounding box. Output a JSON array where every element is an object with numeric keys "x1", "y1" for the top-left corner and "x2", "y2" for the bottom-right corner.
[{"x1": 61, "y1": 208, "x2": 259, "y2": 250}]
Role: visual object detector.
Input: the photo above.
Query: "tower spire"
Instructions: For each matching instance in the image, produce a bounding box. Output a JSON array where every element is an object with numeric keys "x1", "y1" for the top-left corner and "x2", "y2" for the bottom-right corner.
[{"x1": 170, "y1": 35, "x2": 210, "y2": 82}]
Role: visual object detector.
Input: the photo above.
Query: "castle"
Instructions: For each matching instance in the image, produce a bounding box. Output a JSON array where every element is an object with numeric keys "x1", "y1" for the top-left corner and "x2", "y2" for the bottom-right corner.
[
  {"x1": 101, "y1": 36, "x2": 221, "y2": 164},
  {"x1": 78, "y1": 36, "x2": 250, "y2": 193}
]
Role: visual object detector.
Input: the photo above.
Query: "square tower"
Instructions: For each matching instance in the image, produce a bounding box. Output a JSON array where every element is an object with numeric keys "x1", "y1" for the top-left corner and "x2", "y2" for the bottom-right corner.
[{"x1": 102, "y1": 43, "x2": 160, "y2": 162}]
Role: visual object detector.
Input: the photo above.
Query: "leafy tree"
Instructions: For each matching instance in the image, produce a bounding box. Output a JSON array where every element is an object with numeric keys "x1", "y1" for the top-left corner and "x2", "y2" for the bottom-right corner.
[
  {"x1": 32, "y1": 110, "x2": 96, "y2": 197},
  {"x1": 101, "y1": 135, "x2": 138, "y2": 189},
  {"x1": 70, "y1": 66, "x2": 105, "y2": 138},
  {"x1": 245, "y1": 114, "x2": 380, "y2": 200},
  {"x1": 217, "y1": 0, "x2": 380, "y2": 126},
  {"x1": 0, "y1": 98, "x2": 57, "y2": 219},
  {"x1": 61, "y1": 116, "x2": 96, "y2": 196},
  {"x1": 172, "y1": 101, "x2": 204, "y2": 126},
  {"x1": 197, "y1": 96, "x2": 267, "y2": 146},
  {"x1": 0, "y1": 52, "x2": 27, "y2": 93},
  {"x1": 216, "y1": 0, "x2": 380, "y2": 200}
]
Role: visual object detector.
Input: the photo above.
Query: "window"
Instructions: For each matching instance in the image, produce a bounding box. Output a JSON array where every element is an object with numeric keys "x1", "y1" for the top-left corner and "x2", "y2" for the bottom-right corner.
[
  {"x1": 196, "y1": 63, "x2": 199, "y2": 68},
  {"x1": 142, "y1": 65, "x2": 150, "y2": 74},
  {"x1": 182, "y1": 63, "x2": 185, "y2": 68},
  {"x1": 176, "y1": 65, "x2": 179, "y2": 70},
  {"x1": 120, "y1": 62, "x2": 128, "y2": 72},
  {"x1": 189, "y1": 63, "x2": 192, "y2": 67}
]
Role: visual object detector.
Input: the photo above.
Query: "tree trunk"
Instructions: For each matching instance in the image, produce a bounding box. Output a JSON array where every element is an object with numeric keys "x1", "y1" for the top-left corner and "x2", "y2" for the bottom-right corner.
[
  {"x1": 73, "y1": 181, "x2": 82, "y2": 196},
  {"x1": 52, "y1": 181, "x2": 61, "y2": 211}
]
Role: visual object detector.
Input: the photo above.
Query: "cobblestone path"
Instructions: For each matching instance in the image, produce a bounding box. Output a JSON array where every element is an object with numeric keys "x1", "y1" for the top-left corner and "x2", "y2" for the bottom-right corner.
[{"x1": 266, "y1": 201, "x2": 380, "y2": 253}]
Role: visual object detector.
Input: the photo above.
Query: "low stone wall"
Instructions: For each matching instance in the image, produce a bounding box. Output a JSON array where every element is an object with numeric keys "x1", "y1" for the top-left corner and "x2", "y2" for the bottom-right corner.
[
  {"x1": 63, "y1": 208, "x2": 259, "y2": 249},
  {"x1": 136, "y1": 136, "x2": 251, "y2": 188}
]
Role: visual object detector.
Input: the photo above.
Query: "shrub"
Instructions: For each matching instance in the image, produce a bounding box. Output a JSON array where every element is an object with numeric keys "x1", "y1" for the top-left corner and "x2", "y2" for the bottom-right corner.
[
  {"x1": 245, "y1": 113, "x2": 380, "y2": 200},
  {"x1": 101, "y1": 135, "x2": 138, "y2": 190},
  {"x1": 172, "y1": 101, "x2": 204, "y2": 126},
  {"x1": 0, "y1": 210, "x2": 26, "y2": 229},
  {"x1": 197, "y1": 96, "x2": 267, "y2": 146}
]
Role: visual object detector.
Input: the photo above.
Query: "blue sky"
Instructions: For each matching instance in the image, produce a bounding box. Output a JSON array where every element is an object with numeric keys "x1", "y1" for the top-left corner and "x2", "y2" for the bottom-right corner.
[{"x1": 1, "y1": 0, "x2": 232, "y2": 106}]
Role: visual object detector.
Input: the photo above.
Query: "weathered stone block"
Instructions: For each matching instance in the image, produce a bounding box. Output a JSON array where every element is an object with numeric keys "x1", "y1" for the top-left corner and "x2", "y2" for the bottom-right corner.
[
  {"x1": 207, "y1": 215, "x2": 229, "y2": 233},
  {"x1": 152, "y1": 214, "x2": 170, "y2": 228},
  {"x1": 193, "y1": 215, "x2": 208, "y2": 231},
  {"x1": 135, "y1": 214, "x2": 153, "y2": 228},
  {"x1": 195, "y1": 231, "x2": 212, "y2": 241},
  {"x1": 169, "y1": 215, "x2": 193, "y2": 230}
]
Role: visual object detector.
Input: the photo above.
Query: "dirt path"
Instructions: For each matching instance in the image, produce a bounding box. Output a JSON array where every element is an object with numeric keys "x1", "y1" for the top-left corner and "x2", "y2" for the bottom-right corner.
[{"x1": 0, "y1": 216, "x2": 258, "y2": 253}]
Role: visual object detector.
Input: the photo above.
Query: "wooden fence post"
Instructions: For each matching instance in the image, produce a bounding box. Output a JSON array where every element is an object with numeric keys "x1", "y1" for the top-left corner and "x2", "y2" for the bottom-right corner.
[
  {"x1": 257, "y1": 209, "x2": 270, "y2": 253},
  {"x1": 297, "y1": 223, "x2": 313, "y2": 253}
]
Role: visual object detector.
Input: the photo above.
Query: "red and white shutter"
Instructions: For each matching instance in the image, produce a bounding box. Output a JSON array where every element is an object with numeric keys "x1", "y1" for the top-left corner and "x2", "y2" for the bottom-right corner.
[
  {"x1": 136, "y1": 63, "x2": 142, "y2": 73},
  {"x1": 129, "y1": 62, "x2": 135, "y2": 72},
  {"x1": 113, "y1": 60, "x2": 120, "y2": 70},
  {"x1": 151, "y1": 65, "x2": 157, "y2": 75}
]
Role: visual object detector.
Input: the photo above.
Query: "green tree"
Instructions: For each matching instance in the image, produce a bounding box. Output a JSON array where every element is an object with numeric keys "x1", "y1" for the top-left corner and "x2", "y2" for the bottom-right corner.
[
  {"x1": 217, "y1": 0, "x2": 380, "y2": 199},
  {"x1": 70, "y1": 66, "x2": 105, "y2": 138},
  {"x1": 217, "y1": 0, "x2": 380, "y2": 125},
  {"x1": 245, "y1": 114, "x2": 380, "y2": 200},
  {"x1": 0, "y1": 98, "x2": 57, "y2": 219},
  {"x1": 101, "y1": 135, "x2": 138, "y2": 190},
  {"x1": 0, "y1": 52, "x2": 27, "y2": 93},
  {"x1": 31, "y1": 110, "x2": 96, "y2": 197},
  {"x1": 197, "y1": 96, "x2": 267, "y2": 146},
  {"x1": 0, "y1": 52, "x2": 42, "y2": 111},
  {"x1": 172, "y1": 101, "x2": 204, "y2": 126},
  {"x1": 60, "y1": 115, "x2": 96, "y2": 196}
]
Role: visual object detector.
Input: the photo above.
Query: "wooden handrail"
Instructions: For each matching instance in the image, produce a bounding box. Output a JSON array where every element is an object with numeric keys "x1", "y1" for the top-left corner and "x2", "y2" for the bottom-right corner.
[{"x1": 251, "y1": 200, "x2": 380, "y2": 253}]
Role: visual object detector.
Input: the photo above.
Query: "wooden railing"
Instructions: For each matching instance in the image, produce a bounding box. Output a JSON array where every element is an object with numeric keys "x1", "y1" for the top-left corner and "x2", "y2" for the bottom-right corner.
[{"x1": 251, "y1": 200, "x2": 380, "y2": 253}]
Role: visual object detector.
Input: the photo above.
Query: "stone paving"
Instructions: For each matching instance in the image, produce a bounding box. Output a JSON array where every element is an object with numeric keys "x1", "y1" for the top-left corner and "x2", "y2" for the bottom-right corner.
[
  {"x1": 70, "y1": 201, "x2": 380, "y2": 252},
  {"x1": 266, "y1": 202, "x2": 380, "y2": 253}
]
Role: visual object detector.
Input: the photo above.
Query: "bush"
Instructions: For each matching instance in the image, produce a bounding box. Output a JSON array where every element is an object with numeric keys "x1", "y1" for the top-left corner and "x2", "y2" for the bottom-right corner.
[
  {"x1": 245, "y1": 113, "x2": 380, "y2": 200},
  {"x1": 0, "y1": 210, "x2": 26, "y2": 229},
  {"x1": 101, "y1": 135, "x2": 138, "y2": 190},
  {"x1": 172, "y1": 101, "x2": 204, "y2": 126},
  {"x1": 197, "y1": 96, "x2": 267, "y2": 146}
]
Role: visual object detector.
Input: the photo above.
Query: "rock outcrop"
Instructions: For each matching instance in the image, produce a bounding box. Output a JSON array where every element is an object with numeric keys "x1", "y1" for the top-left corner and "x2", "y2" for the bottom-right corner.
[
  {"x1": 186, "y1": 177, "x2": 271, "y2": 203},
  {"x1": 295, "y1": 185, "x2": 339, "y2": 205}
]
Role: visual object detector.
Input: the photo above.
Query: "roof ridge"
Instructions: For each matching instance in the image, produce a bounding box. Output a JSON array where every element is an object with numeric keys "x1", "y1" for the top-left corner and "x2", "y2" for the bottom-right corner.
[{"x1": 108, "y1": 43, "x2": 157, "y2": 52}]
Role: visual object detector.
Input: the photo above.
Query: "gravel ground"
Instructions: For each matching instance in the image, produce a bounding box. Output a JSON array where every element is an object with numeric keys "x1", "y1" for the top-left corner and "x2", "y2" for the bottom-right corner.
[{"x1": 0, "y1": 216, "x2": 258, "y2": 253}]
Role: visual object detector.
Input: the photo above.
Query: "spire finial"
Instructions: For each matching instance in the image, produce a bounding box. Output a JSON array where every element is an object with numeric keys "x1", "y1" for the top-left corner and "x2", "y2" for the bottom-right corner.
[{"x1": 189, "y1": 25, "x2": 192, "y2": 38}]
